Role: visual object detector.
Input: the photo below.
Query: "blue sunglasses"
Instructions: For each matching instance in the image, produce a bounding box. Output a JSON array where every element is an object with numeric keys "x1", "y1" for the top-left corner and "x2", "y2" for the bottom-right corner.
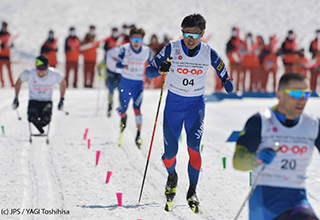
[
  {"x1": 281, "y1": 89, "x2": 311, "y2": 100},
  {"x1": 131, "y1": 37, "x2": 143, "y2": 43},
  {"x1": 183, "y1": 31, "x2": 202, "y2": 39}
]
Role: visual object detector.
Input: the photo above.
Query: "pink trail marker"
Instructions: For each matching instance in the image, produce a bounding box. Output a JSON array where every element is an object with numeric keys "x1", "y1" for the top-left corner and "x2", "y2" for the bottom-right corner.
[
  {"x1": 96, "y1": 150, "x2": 101, "y2": 165},
  {"x1": 84, "y1": 128, "x2": 89, "y2": 140},
  {"x1": 106, "y1": 171, "x2": 112, "y2": 183},
  {"x1": 116, "y1": 192, "x2": 122, "y2": 206},
  {"x1": 88, "y1": 139, "x2": 91, "y2": 149}
]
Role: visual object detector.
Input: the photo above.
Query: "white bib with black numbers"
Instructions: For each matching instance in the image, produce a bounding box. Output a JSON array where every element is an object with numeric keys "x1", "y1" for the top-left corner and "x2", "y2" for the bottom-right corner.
[
  {"x1": 253, "y1": 108, "x2": 319, "y2": 189},
  {"x1": 120, "y1": 44, "x2": 151, "y2": 81},
  {"x1": 165, "y1": 40, "x2": 211, "y2": 97},
  {"x1": 21, "y1": 67, "x2": 63, "y2": 101}
]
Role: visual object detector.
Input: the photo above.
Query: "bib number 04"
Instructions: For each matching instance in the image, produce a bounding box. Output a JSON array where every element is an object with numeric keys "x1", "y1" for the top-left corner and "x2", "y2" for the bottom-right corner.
[{"x1": 182, "y1": 78, "x2": 194, "y2": 86}]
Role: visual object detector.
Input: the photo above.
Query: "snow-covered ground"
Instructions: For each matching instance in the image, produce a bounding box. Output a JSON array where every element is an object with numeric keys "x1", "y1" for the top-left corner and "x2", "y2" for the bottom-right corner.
[
  {"x1": 1, "y1": 1, "x2": 320, "y2": 220},
  {"x1": 1, "y1": 88, "x2": 320, "y2": 220}
]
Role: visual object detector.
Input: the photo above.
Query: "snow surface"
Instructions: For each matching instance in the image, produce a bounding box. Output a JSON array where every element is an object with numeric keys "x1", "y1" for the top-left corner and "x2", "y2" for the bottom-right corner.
[
  {"x1": 1, "y1": 1, "x2": 320, "y2": 220},
  {"x1": 1, "y1": 88, "x2": 320, "y2": 220}
]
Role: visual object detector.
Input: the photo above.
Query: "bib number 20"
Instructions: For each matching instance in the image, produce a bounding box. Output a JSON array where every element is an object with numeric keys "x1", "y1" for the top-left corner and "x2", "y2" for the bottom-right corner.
[
  {"x1": 281, "y1": 159, "x2": 296, "y2": 170},
  {"x1": 182, "y1": 78, "x2": 194, "y2": 86}
]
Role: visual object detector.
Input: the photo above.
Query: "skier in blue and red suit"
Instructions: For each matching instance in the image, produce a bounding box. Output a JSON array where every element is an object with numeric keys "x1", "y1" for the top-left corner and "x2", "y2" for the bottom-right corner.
[
  {"x1": 116, "y1": 27, "x2": 153, "y2": 147},
  {"x1": 145, "y1": 13, "x2": 233, "y2": 212}
]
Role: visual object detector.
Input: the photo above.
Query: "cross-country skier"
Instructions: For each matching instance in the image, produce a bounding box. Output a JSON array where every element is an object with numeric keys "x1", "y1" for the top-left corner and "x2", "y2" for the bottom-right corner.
[
  {"x1": 233, "y1": 72, "x2": 319, "y2": 220},
  {"x1": 12, "y1": 55, "x2": 66, "y2": 134},
  {"x1": 116, "y1": 27, "x2": 152, "y2": 148},
  {"x1": 145, "y1": 13, "x2": 233, "y2": 213},
  {"x1": 105, "y1": 36, "x2": 123, "y2": 117}
]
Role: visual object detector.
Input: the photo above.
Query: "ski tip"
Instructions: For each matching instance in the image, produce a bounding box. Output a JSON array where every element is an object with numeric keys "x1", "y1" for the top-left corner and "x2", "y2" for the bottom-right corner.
[
  {"x1": 165, "y1": 201, "x2": 173, "y2": 212},
  {"x1": 190, "y1": 204, "x2": 202, "y2": 214},
  {"x1": 136, "y1": 142, "x2": 142, "y2": 149}
]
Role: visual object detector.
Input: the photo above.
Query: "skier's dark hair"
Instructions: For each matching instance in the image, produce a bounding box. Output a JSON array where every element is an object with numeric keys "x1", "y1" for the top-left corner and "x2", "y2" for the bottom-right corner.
[
  {"x1": 278, "y1": 72, "x2": 307, "y2": 90},
  {"x1": 129, "y1": 27, "x2": 145, "y2": 38},
  {"x1": 181, "y1": 14, "x2": 206, "y2": 32}
]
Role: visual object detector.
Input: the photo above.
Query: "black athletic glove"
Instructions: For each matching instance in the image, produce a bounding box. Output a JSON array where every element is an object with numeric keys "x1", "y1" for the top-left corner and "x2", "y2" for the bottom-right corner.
[
  {"x1": 159, "y1": 60, "x2": 171, "y2": 74},
  {"x1": 221, "y1": 77, "x2": 234, "y2": 93},
  {"x1": 58, "y1": 97, "x2": 64, "y2": 110},
  {"x1": 12, "y1": 97, "x2": 19, "y2": 110}
]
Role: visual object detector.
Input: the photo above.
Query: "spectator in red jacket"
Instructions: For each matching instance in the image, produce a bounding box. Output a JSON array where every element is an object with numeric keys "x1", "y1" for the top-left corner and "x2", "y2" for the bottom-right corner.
[
  {"x1": 149, "y1": 34, "x2": 162, "y2": 58},
  {"x1": 260, "y1": 35, "x2": 279, "y2": 92},
  {"x1": 0, "y1": 21, "x2": 14, "y2": 87},
  {"x1": 41, "y1": 30, "x2": 58, "y2": 67},
  {"x1": 242, "y1": 33, "x2": 264, "y2": 92},
  {"x1": 103, "y1": 27, "x2": 119, "y2": 53},
  {"x1": 226, "y1": 27, "x2": 242, "y2": 91},
  {"x1": 65, "y1": 27, "x2": 81, "y2": 88},
  {"x1": 293, "y1": 48, "x2": 309, "y2": 77},
  {"x1": 279, "y1": 30, "x2": 296, "y2": 73},
  {"x1": 81, "y1": 25, "x2": 99, "y2": 88},
  {"x1": 309, "y1": 29, "x2": 320, "y2": 91},
  {"x1": 240, "y1": 32, "x2": 254, "y2": 91}
]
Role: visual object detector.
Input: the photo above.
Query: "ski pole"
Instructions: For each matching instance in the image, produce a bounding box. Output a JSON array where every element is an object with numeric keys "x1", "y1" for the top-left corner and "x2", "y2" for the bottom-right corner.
[
  {"x1": 138, "y1": 57, "x2": 172, "y2": 203},
  {"x1": 62, "y1": 110, "x2": 69, "y2": 115},
  {"x1": 16, "y1": 109, "x2": 22, "y2": 120},
  {"x1": 95, "y1": 70, "x2": 102, "y2": 114},
  {"x1": 234, "y1": 142, "x2": 280, "y2": 220}
]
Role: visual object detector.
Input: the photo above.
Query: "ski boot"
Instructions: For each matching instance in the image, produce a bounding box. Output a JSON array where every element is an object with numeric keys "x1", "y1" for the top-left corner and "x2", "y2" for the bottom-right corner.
[
  {"x1": 120, "y1": 114, "x2": 127, "y2": 132},
  {"x1": 186, "y1": 184, "x2": 201, "y2": 214},
  {"x1": 107, "y1": 103, "x2": 112, "y2": 117},
  {"x1": 135, "y1": 131, "x2": 142, "y2": 149},
  {"x1": 118, "y1": 114, "x2": 127, "y2": 146},
  {"x1": 165, "y1": 171, "x2": 178, "y2": 211},
  {"x1": 107, "y1": 93, "x2": 113, "y2": 117}
]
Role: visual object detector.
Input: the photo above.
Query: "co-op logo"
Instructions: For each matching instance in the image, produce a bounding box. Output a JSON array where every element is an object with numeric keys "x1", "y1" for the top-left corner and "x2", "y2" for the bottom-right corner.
[
  {"x1": 177, "y1": 68, "x2": 203, "y2": 75},
  {"x1": 280, "y1": 145, "x2": 307, "y2": 155}
]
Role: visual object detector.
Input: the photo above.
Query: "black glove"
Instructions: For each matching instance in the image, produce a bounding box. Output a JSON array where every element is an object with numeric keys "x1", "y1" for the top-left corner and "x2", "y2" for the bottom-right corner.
[
  {"x1": 221, "y1": 77, "x2": 233, "y2": 86},
  {"x1": 159, "y1": 60, "x2": 171, "y2": 73},
  {"x1": 58, "y1": 98, "x2": 64, "y2": 110},
  {"x1": 221, "y1": 77, "x2": 234, "y2": 93},
  {"x1": 12, "y1": 97, "x2": 19, "y2": 110}
]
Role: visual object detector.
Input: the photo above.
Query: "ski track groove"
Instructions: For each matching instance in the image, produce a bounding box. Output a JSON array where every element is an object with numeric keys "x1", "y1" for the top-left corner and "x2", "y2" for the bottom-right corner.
[
  {"x1": 19, "y1": 115, "x2": 65, "y2": 220},
  {"x1": 20, "y1": 141, "x2": 36, "y2": 220}
]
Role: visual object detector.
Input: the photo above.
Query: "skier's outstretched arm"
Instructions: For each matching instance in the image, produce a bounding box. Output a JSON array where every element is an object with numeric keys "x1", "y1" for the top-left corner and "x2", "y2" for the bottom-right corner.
[
  {"x1": 59, "y1": 79, "x2": 67, "y2": 99},
  {"x1": 14, "y1": 78, "x2": 23, "y2": 98},
  {"x1": 233, "y1": 113, "x2": 262, "y2": 171},
  {"x1": 12, "y1": 78, "x2": 23, "y2": 110},
  {"x1": 210, "y1": 49, "x2": 233, "y2": 93},
  {"x1": 116, "y1": 46, "x2": 127, "y2": 69},
  {"x1": 146, "y1": 43, "x2": 172, "y2": 78}
]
